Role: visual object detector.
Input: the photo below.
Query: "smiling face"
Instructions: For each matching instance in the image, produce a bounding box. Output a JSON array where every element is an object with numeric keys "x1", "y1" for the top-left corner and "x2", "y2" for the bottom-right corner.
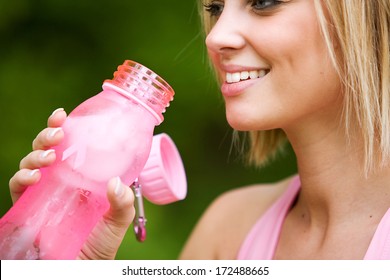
[{"x1": 205, "y1": 0, "x2": 342, "y2": 132}]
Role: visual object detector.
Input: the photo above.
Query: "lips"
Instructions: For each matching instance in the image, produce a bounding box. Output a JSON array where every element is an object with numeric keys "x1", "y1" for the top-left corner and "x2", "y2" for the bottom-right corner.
[{"x1": 221, "y1": 68, "x2": 269, "y2": 97}]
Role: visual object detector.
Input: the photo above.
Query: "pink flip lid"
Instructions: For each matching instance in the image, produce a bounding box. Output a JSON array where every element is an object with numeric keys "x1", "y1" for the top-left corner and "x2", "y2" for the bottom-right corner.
[{"x1": 138, "y1": 133, "x2": 187, "y2": 205}]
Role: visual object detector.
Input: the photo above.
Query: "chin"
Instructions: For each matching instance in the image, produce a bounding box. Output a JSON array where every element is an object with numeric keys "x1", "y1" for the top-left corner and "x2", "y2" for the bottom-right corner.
[
  {"x1": 226, "y1": 113, "x2": 258, "y2": 131},
  {"x1": 225, "y1": 111, "x2": 278, "y2": 132}
]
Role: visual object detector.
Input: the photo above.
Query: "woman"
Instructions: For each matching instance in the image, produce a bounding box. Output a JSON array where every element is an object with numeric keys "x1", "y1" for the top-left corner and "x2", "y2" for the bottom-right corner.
[{"x1": 8, "y1": 0, "x2": 390, "y2": 259}]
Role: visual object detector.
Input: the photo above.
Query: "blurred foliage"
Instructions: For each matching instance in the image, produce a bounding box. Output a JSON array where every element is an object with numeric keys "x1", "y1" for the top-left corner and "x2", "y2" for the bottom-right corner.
[{"x1": 0, "y1": 0, "x2": 297, "y2": 259}]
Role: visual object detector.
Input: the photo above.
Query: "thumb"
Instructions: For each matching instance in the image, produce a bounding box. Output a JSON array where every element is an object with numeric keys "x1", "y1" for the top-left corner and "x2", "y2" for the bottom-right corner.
[
  {"x1": 104, "y1": 177, "x2": 135, "y2": 239},
  {"x1": 77, "y1": 177, "x2": 135, "y2": 260}
]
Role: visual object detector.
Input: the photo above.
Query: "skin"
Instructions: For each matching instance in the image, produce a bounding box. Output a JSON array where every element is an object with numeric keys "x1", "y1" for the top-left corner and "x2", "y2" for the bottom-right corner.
[
  {"x1": 181, "y1": 0, "x2": 390, "y2": 259},
  {"x1": 9, "y1": 108, "x2": 135, "y2": 260},
  {"x1": 9, "y1": 0, "x2": 390, "y2": 259}
]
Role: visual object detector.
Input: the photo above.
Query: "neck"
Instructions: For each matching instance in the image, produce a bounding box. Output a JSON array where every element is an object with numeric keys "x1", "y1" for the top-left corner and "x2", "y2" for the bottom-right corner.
[{"x1": 284, "y1": 110, "x2": 390, "y2": 226}]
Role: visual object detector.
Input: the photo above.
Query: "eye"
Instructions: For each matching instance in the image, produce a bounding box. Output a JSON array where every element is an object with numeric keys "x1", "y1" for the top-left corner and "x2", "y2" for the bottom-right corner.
[
  {"x1": 250, "y1": 0, "x2": 283, "y2": 11},
  {"x1": 204, "y1": 1, "x2": 224, "y2": 17}
]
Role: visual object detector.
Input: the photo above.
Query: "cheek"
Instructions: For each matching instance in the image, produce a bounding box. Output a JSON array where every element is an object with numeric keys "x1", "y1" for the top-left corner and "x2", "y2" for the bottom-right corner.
[
  {"x1": 264, "y1": 25, "x2": 339, "y2": 105},
  {"x1": 280, "y1": 67, "x2": 342, "y2": 127},
  {"x1": 275, "y1": 58, "x2": 341, "y2": 112}
]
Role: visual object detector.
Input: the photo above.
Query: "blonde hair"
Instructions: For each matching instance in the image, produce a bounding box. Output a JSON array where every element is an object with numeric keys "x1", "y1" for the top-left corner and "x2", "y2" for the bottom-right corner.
[
  {"x1": 200, "y1": 0, "x2": 390, "y2": 173},
  {"x1": 315, "y1": 0, "x2": 390, "y2": 173}
]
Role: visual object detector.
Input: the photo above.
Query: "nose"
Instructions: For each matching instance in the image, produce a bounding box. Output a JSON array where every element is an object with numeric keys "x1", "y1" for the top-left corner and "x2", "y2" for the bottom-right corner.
[{"x1": 205, "y1": 11, "x2": 246, "y2": 55}]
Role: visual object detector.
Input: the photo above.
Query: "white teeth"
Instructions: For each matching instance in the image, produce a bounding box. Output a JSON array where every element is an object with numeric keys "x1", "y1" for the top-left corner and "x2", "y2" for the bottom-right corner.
[
  {"x1": 232, "y1": 72, "x2": 241, "y2": 83},
  {"x1": 249, "y1": 70, "x2": 258, "y2": 79},
  {"x1": 240, "y1": 71, "x2": 249, "y2": 80},
  {"x1": 226, "y1": 70, "x2": 268, "y2": 84},
  {"x1": 226, "y1": 73, "x2": 232, "y2": 83},
  {"x1": 259, "y1": 70, "x2": 267, "y2": 77}
]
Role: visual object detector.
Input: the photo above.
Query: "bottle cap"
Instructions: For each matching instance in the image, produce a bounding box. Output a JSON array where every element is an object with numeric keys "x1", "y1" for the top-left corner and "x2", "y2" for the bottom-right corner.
[{"x1": 138, "y1": 133, "x2": 187, "y2": 205}]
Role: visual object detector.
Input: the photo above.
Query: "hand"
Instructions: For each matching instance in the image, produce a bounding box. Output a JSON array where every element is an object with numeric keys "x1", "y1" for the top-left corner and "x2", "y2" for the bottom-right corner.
[{"x1": 8, "y1": 108, "x2": 135, "y2": 260}]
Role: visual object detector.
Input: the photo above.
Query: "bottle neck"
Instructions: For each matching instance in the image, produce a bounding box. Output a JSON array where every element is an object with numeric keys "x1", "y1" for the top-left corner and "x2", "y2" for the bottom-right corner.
[
  {"x1": 103, "y1": 60, "x2": 174, "y2": 125},
  {"x1": 102, "y1": 82, "x2": 161, "y2": 124}
]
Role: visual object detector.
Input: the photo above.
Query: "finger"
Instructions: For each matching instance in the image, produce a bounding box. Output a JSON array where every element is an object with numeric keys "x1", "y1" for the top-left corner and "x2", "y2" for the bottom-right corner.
[
  {"x1": 77, "y1": 178, "x2": 135, "y2": 260},
  {"x1": 47, "y1": 108, "x2": 67, "y2": 128},
  {"x1": 104, "y1": 177, "x2": 135, "y2": 238},
  {"x1": 9, "y1": 169, "x2": 41, "y2": 203},
  {"x1": 31, "y1": 108, "x2": 66, "y2": 150},
  {"x1": 32, "y1": 127, "x2": 64, "y2": 150},
  {"x1": 19, "y1": 149, "x2": 56, "y2": 169}
]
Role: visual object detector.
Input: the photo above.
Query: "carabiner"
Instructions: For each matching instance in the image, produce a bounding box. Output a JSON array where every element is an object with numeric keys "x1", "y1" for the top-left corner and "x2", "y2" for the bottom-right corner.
[{"x1": 130, "y1": 179, "x2": 147, "y2": 242}]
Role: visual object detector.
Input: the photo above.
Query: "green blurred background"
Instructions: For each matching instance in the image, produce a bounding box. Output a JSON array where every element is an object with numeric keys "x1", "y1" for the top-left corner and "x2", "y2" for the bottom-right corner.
[{"x1": 0, "y1": 0, "x2": 297, "y2": 259}]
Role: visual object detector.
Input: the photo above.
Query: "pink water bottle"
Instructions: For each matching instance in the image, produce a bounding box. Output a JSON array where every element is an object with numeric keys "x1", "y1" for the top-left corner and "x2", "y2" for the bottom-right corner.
[{"x1": 0, "y1": 60, "x2": 178, "y2": 259}]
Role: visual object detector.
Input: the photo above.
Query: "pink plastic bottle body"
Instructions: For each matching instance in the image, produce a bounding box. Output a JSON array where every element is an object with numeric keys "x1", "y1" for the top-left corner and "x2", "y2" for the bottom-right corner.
[{"x1": 0, "y1": 61, "x2": 174, "y2": 259}]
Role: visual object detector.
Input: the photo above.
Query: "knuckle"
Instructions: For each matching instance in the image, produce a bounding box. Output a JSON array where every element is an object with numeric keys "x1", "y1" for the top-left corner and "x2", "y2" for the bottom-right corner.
[
  {"x1": 8, "y1": 175, "x2": 16, "y2": 189},
  {"x1": 19, "y1": 156, "x2": 28, "y2": 169},
  {"x1": 9, "y1": 169, "x2": 24, "y2": 189},
  {"x1": 32, "y1": 137, "x2": 38, "y2": 150}
]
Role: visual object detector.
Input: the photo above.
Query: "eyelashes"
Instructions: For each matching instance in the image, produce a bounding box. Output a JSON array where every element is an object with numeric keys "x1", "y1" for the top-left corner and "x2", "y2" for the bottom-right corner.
[
  {"x1": 251, "y1": 0, "x2": 284, "y2": 11},
  {"x1": 203, "y1": 1, "x2": 224, "y2": 17},
  {"x1": 203, "y1": 0, "x2": 284, "y2": 17}
]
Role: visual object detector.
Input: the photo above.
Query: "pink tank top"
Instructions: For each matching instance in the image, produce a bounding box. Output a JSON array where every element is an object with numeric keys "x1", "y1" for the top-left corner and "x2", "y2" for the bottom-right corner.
[{"x1": 237, "y1": 176, "x2": 390, "y2": 259}]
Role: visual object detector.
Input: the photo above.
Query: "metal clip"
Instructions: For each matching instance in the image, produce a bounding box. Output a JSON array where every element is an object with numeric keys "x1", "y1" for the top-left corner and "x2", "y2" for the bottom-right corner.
[{"x1": 130, "y1": 178, "x2": 147, "y2": 242}]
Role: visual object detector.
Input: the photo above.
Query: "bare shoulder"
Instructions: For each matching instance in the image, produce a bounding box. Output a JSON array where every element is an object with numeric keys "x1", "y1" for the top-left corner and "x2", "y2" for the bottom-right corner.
[{"x1": 179, "y1": 175, "x2": 296, "y2": 259}]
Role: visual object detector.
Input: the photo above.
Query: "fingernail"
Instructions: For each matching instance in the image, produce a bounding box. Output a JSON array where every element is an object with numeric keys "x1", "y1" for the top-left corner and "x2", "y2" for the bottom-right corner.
[
  {"x1": 48, "y1": 127, "x2": 62, "y2": 139},
  {"x1": 29, "y1": 169, "x2": 40, "y2": 177},
  {"x1": 114, "y1": 177, "x2": 124, "y2": 197},
  {"x1": 40, "y1": 149, "x2": 55, "y2": 159},
  {"x1": 51, "y1": 108, "x2": 64, "y2": 116}
]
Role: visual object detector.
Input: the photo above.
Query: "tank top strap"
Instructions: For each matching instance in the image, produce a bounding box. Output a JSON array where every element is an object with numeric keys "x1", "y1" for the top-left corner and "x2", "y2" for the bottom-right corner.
[
  {"x1": 364, "y1": 208, "x2": 390, "y2": 259},
  {"x1": 237, "y1": 176, "x2": 301, "y2": 259}
]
